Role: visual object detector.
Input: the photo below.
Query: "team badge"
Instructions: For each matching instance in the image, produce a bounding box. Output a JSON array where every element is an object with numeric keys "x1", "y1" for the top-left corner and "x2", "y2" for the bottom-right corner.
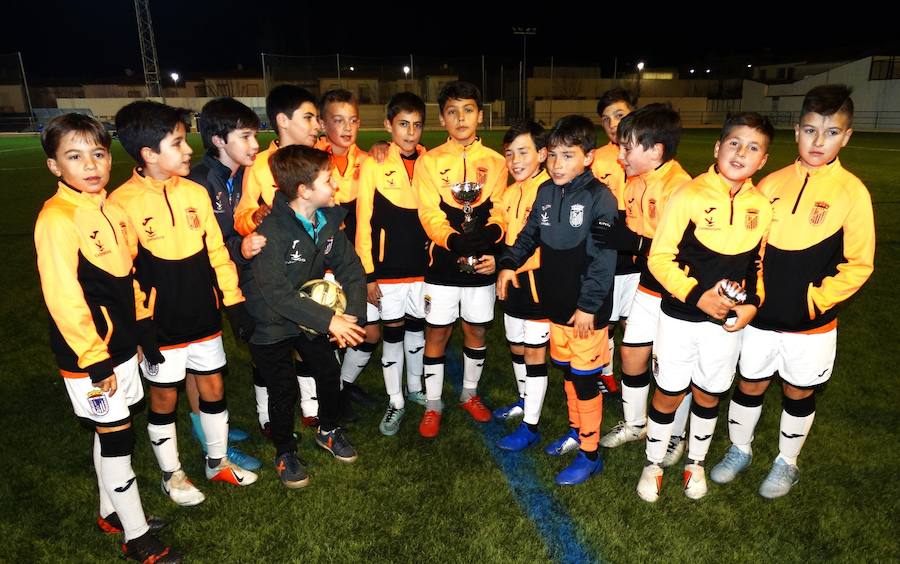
[
  {"x1": 745, "y1": 208, "x2": 759, "y2": 230},
  {"x1": 353, "y1": 164, "x2": 361, "y2": 180},
  {"x1": 119, "y1": 221, "x2": 129, "y2": 241},
  {"x1": 809, "y1": 201, "x2": 829, "y2": 225},
  {"x1": 145, "y1": 362, "x2": 160, "y2": 378},
  {"x1": 651, "y1": 353, "x2": 659, "y2": 379},
  {"x1": 324, "y1": 236, "x2": 334, "y2": 255},
  {"x1": 86, "y1": 388, "x2": 110, "y2": 416},
  {"x1": 476, "y1": 167, "x2": 488, "y2": 186},
  {"x1": 185, "y1": 207, "x2": 201, "y2": 230},
  {"x1": 424, "y1": 294, "x2": 431, "y2": 315},
  {"x1": 569, "y1": 204, "x2": 584, "y2": 227},
  {"x1": 648, "y1": 198, "x2": 657, "y2": 219},
  {"x1": 214, "y1": 193, "x2": 225, "y2": 213}
]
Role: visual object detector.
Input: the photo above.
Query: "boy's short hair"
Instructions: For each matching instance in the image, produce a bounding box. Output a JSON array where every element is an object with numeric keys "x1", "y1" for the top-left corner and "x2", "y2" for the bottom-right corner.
[
  {"x1": 720, "y1": 112, "x2": 775, "y2": 148},
  {"x1": 546, "y1": 115, "x2": 597, "y2": 153},
  {"x1": 269, "y1": 145, "x2": 331, "y2": 201},
  {"x1": 198, "y1": 97, "x2": 261, "y2": 156},
  {"x1": 386, "y1": 92, "x2": 426, "y2": 123},
  {"x1": 41, "y1": 113, "x2": 111, "y2": 158},
  {"x1": 266, "y1": 84, "x2": 317, "y2": 130},
  {"x1": 437, "y1": 80, "x2": 482, "y2": 112},
  {"x1": 596, "y1": 88, "x2": 637, "y2": 116},
  {"x1": 318, "y1": 89, "x2": 358, "y2": 117},
  {"x1": 801, "y1": 84, "x2": 854, "y2": 124},
  {"x1": 115, "y1": 100, "x2": 191, "y2": 166},
  {"x1": 617, "y1": 103, "x2": 681, "y2": 162},
  {"x1": 502, "y1": 120, "x2": 547, "y2": 151}
]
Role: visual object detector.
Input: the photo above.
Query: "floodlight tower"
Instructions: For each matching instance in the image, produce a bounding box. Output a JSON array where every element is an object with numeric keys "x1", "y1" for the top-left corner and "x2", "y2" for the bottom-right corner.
[{"x1": 134, "y1": 0, "x2": 163, "y2": 98}]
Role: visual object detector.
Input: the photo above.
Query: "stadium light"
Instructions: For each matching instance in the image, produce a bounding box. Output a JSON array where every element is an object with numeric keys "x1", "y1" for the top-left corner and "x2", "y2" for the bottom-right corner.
[
  {"x1": 705, "y1": 69, "x2": 711, "y2": 74},
  {"x1": 170, "y1": 72, "x2": 179, "y2": 85},
  {"x1": 636, "y1": 61, "x2": 645, "y2": 72},
  {"x1": 403, "y1": 66, "x2": 410, "y2": 78},
  {"x1": 349, "y1": 66, "x2": 355, "y2": 72},
  {"x1": 690, "y1": 69, "x2": 695, "y2": 74},
  {"x1": 747, "y1": 64, "x2": 752, "y2": 68}
]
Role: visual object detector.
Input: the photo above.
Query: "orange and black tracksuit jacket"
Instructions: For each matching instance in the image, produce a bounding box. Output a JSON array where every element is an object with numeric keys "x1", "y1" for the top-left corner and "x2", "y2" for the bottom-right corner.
[
  {"x1": 751, "y1": 158, "x2": 875, "y2": 333},
  {"x1": 591, "y1": 141, "x2": 637, "y2": 277},
  {"x1": 623, "y1": 159, "x2": 692, "y2": 295},
  {"x1": 109, "y1": 170, "x2": 245, "y2": 347},
  {"x1": 648, "y1": 165, "x2": 773, "y2": 322},
  {"x1": 355, "y1": 142, "x2": 428, "y2": 284},
  {"x1": 499, "y1": 170, "x2": 618, "y2": 327},
  {"x1": 498, "y1": 169, "x2": 551, "y2": 320},
  {"x1": 35, "y1": 182, "x2": 149, "y2": 381},
  {"x1": 315, "y1": 138, "x2": 368, "y2": 242},
  {"x1": 414, "y1": 137, "x2": 508, "y2": 287},
  {"x1": 233, "y1": 140, "x2": 279, "y2": 236}
]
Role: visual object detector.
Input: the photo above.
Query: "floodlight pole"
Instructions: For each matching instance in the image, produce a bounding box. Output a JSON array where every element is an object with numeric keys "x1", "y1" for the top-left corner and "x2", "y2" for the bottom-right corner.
[
  {"x1": 261, "y1": 52, "x2": 268, "y2": 97},
  {"x1": 134, "y1": 0, "x2": 163, "y2": 100},
  {"x1": 512, "y1": 27, "x2": 536, "y2": 119},
  {"x1": 17, "y1": 52, "x2": 34, "y2": 129}
]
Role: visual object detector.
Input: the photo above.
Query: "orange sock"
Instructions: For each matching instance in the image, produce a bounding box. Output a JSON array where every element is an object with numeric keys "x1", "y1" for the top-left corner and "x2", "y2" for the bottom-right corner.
[
  {"x1": 564, "y1": 380, "x2": 581, "y2": 431},
  {"x1": 577, "y1": 396, "x2": 603, "y2": 452}
]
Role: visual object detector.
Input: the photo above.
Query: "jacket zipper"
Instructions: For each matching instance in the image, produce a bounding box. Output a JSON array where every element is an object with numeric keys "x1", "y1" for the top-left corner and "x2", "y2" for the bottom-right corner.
[
  {"x1": 163, "y1": 187, "x2": 175, "y2": 225},
  {"x1": 791, "y1": 175, "x2": 810, "y2": 215},
  {"x1": 100, "y1": 205, "x2": 118, "y2": 244}
]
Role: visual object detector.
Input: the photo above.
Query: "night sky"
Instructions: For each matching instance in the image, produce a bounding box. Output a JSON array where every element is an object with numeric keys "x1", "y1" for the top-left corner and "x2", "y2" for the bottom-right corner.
[{"x1": 3, "y1": 2, "x2": 897, "y2": 83}]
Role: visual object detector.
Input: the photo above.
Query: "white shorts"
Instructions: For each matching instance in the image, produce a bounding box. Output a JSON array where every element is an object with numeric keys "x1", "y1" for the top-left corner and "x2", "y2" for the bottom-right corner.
[
  {"x1": 424, "y1": 283, "x2": 495, "y2": 326},
  {"x1": 504, "y1": 313, "x2": 550, "y2": 347},
  {"x1": 610, "y1": 273, "x2": 639, "y2": 323},
  {"x1": 141, "y1": 335, "x2": 227, "y2": 387},
  {"x1": 622, "y1": 289, "x2": 661, "y2": 346},
  {"x1": 368, "y1": 280, "x2": 426, "y2": 323},
  {"x1": 654, "y1": 312, "x2": 742, "y2": 395},
  {"x1": 65, "y1": 355, "x2": 144, "y2": 426},
  {"x1": 739, "y1": 324, "x2": 837, "y2": 388}
]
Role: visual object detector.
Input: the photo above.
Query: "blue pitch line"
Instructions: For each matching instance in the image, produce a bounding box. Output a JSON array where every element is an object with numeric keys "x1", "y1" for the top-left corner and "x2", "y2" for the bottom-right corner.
[{"x1": 445, "y1": 350, "x2": 599, "y2": 564}]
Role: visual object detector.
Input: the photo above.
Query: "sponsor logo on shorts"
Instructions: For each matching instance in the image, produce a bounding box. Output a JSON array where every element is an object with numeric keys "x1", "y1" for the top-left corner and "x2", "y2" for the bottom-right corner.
[
  {"x1": 86, "y1": 388, "x2": 109, "y2": 416},
  {"x1": 424, "y1": 294, "x2": 431, "y2": 315}
]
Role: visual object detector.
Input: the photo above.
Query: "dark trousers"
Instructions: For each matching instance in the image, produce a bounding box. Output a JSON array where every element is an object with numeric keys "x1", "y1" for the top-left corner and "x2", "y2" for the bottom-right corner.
[{"x1": 249, "y1": 335, "x2": 341, "y2": 456}]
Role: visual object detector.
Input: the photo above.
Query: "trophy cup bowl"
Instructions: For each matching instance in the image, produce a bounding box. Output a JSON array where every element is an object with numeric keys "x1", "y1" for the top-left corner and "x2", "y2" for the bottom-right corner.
[
  {"x1": 450, "y1": 182, "x2": 483, "y2": 273},
  {"x1": 710, "y1": 279, "x2": 747, "y2": 326}
]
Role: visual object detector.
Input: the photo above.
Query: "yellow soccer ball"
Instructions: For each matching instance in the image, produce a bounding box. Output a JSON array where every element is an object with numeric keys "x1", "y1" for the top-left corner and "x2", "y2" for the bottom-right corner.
[{"x1": 297, "y1": 279, "x2": 347, "y2": 333}]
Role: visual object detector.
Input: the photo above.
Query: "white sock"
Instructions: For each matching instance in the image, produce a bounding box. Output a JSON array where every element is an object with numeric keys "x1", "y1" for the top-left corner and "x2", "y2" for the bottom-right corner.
[
  {"x1": 523, "y1": 364, "x2": 548, "y2": 425},
  {"x1": 93, "y1": 433, "x2": 114, "y2": 518},
  {"x1": 645, "y1": 412, "x2": 674, "y2": 465},
  {"x1": 382, "y1": 339, "x2": 405, "y2": 409},
  {"x1": 200, "y1": 407, "x2": 229, "y2": 461},
  {"x1": 147, "y1": 422, "x2": 180, "y2": 473},
  {"x1": 341, "y1": 346, "x2": 373, "y2": 384},
  {"x1": 622, "y1": 375, "x2": 650, "y2": 428},
  {"x1": 298, "y1": 375, "x2": 318, "y2": 417},
  {"x1": 778, "y1": 410, "x2": 815, "y2": 466},
  {"x1": 728, "y1": 391, "x2": 764, "y2": 455},
  {"x1": 254, "y1": 385, "x2": 270, "y2": 427},
  {"x1": 423, "y1": 359, "x2": 444, "y2": 411},
  {"x1": 404, "y1": 330, "x2": 425, "y2": 393},
  {"x1": 461, "y1": 346, "x2": 486, "y2": 401},
  {"x1": 671, "y1": 393, "x2": 693, "y2": 439},
  {"x1": 512, "y1": 357, "x2": 527, "y2": 399},
  {"x1": 687, "y1": 412, "x2": 718, "y2": 463},
  {"x1": 100, "y1": 449, "x2": 149, "y2": 541}
]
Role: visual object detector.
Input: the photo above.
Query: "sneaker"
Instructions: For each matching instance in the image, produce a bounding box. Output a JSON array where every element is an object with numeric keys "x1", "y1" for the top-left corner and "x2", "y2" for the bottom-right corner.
[
  {"x1": 637, "y1": 463, "x2": 664, "y2": 503},
  {"x1": 300, "y1": 415, "x2": 319, "y2": 428},
  {"x1": 660, "y1": 434, "x2": 687, "y2": 468},
  {"x1": 460, "y1": 395, "x2": 491, "y2": 423},
  {"x1": 161, "y1": 469, "x2": 205, "y2": 507},
  {"x1": 598, "y1": 374, "x2": 620, "y2": 395},
  {"x1": 274, "y1": 452, "x2": 309, "y2": 489},
  {"x1": 225, "y1": 446, "x2": 261, "y2": 472},
  {"x1": 228, "y1": 427, "x2": 250, "y2": 442},
  {"x1": 315, "y1": 427, "x2": 358, "y2": 463},
  {"x1": 205, "y1": 456, "x2": 258, "y2": 486},
  {"x1": 599, "y1": 421, "x2": 647, "y2": 448},
  {"x1": 122, "y1": 532, "x2": 183, "y2": 563},
  {"x1": 405, "y1": 390, "x2": 427, "y2": 406},
  {"x1": 379, "y1": 405, "x2": 405, "y2": 436},
  {"x1": 710, "y1": 445, "x2": 752, "y2": 484},
  {"x1": 97, "y1": 512, "x2": 167, "y2": 535},
  {"x1": 683, "y1": 463, "x2": 708, "y2": 500},
  {"x1": 544, "y1": 428, "x2": 581, "y2": 457},
  {"x1": 555, "y1": 450, "x2": 604, "y2": 486},
  {"x1": 758, "y1": 458, "x2": 799, "y2": 499},
  {"x1": 492, "y1": 399, "x2": 525, "y2": 422},
  {"x1": 343, "y1": 381, "x2": 378, "y2": 408},
  {"x1": 419, "y1": 410, "x2": 442, "y2": 438},
  {"x1": 497, "y1": 422, "x2": 541, "y2": 452}
]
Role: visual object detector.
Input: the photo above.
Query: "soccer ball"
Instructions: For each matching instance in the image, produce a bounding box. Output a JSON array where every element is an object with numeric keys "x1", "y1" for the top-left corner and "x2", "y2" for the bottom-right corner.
[{"x1": 297, "y1": 278, "x2": 347, "y2": 334}]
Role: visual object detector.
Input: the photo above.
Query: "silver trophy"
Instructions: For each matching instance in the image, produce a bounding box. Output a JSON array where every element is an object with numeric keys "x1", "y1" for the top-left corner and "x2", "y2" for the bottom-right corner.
[
  {"x1": 710, "y1": 279, "x2": 747, "y2": 325},
  {"x1": 450, "y1": 181, "x2": 483, "y2": 273}
]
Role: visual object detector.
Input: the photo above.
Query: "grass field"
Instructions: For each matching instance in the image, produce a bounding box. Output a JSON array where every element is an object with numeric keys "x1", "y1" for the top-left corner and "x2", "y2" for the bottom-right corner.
[{"x1": 1, "y1": 127, "x2": 897, "y2": 563}]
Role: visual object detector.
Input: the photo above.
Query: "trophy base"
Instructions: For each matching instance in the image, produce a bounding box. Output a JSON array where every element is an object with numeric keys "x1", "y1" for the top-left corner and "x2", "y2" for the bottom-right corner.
[{"x1": 457, "y1": 256, "x2": 477, "y2": 274}]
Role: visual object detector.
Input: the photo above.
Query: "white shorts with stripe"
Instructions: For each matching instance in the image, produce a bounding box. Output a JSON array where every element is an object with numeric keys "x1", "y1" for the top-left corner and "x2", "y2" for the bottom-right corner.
[
  {"x1": 424, "y1": 283, "x2": 495, "y2": 326},
  {"x1": 739, "y1": 324, "x2": 837, "y2": 388},
  {"x1": 622, "y1": 288, "x2": 661, "y2": 346},
  {"x1": 610, "y1": 273, "x2": 640, "y2": 323},
  {"x1": 503, "y1": 313, "x2": 551, "y2": 347},
  {"x1": 140, "y1": 335, "x2": 226, "y2": 387},
  {"x1": 64, "y1": 354, "x2": 144, "y2": 426},
  {"x1": 654, "y1": 312, "x2": 742, "y2": 395},
  {"x1": 366, "y1": 280, "x2": 426, "y2": 323}
]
